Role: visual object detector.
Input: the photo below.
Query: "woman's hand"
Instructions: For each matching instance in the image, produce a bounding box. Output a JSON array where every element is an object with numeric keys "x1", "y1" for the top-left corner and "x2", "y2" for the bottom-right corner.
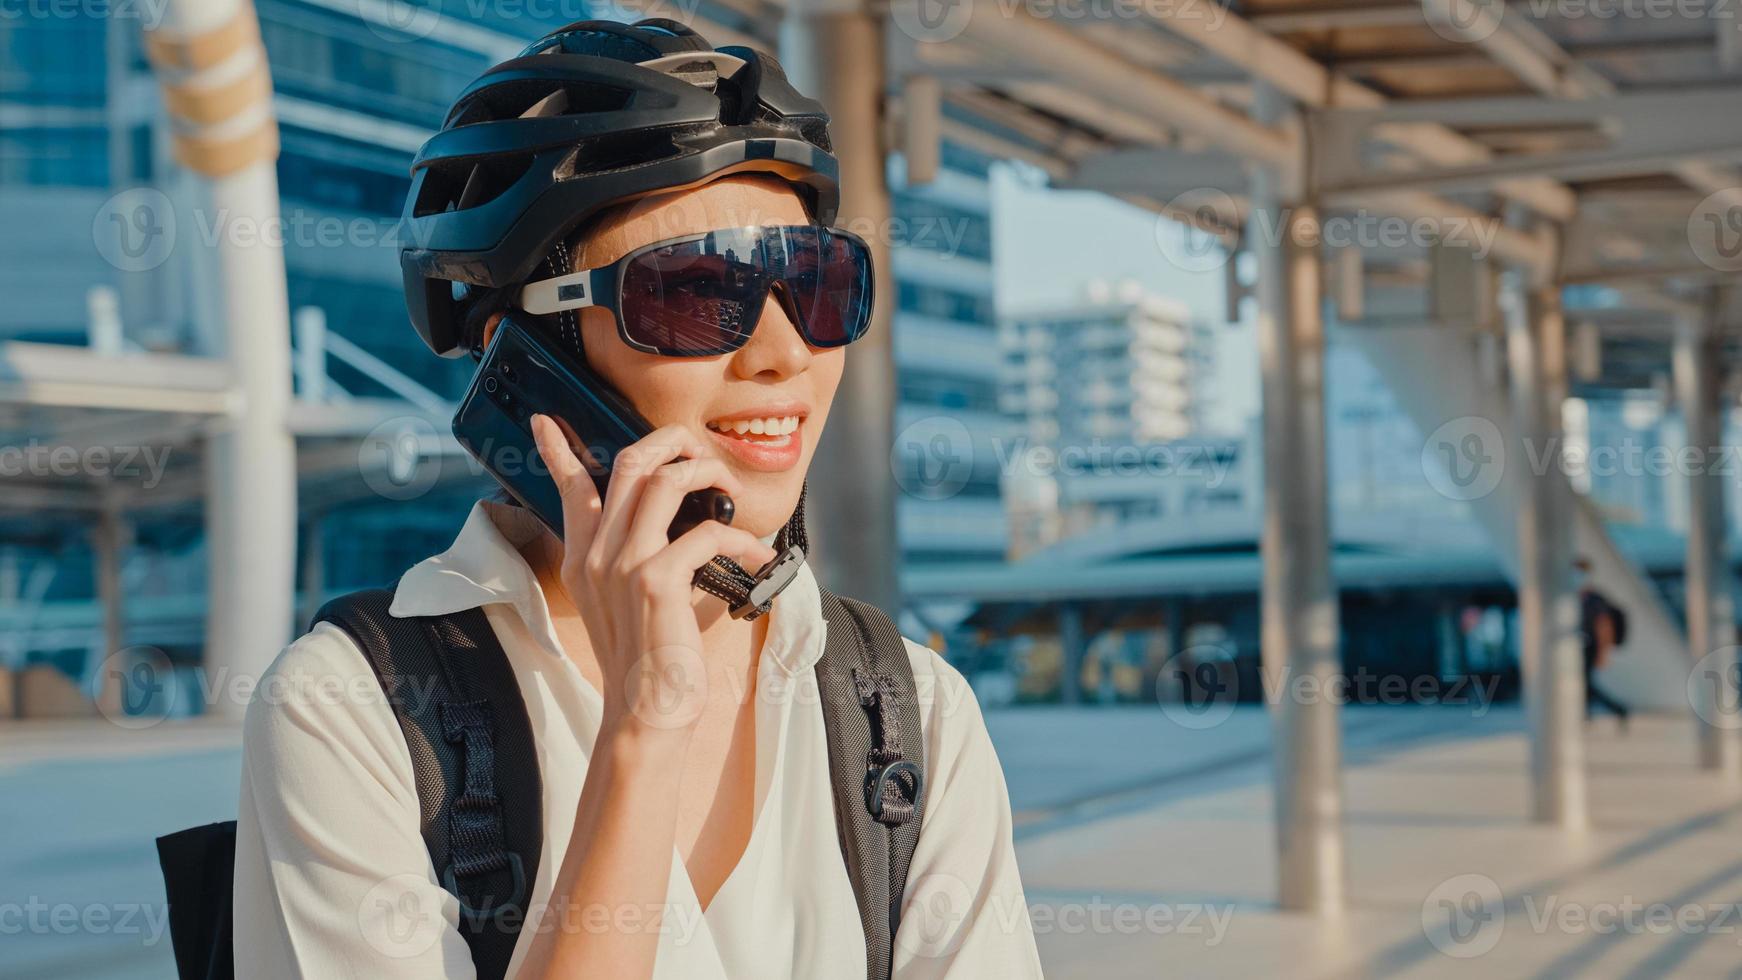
[{"x1": 531, "y1": 413, "x2": 775, "y2": 737}]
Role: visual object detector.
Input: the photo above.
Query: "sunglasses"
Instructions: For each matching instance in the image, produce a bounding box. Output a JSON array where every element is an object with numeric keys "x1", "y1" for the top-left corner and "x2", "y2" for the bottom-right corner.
[{"x1": 519, "y1": 224, "x2": 874, "y2": 356}]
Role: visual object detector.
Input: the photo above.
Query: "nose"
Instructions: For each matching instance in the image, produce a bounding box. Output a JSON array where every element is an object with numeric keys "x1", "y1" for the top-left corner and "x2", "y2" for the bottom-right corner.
[{"x1": 730, "y1": 284, "x2": 813, "y2": 381}]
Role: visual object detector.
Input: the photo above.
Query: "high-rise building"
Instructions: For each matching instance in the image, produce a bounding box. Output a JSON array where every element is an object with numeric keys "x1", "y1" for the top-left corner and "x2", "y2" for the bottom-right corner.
[
  {"x1": 1002, "y1": 281, "x2": 1214, "y2": 449},
  {"x1": 0, "y1": 9, "x2": 557, "y2": 648},
  {"x1": 889, "y1": 140, "x2": 1009, "y2": 566},
  {"x1": 998, "y1": 282, "x2": 1236, "y2": 555}
]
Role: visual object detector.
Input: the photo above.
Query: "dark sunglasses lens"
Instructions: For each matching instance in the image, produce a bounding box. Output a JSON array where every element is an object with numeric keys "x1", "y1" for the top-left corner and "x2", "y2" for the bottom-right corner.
[
  {"x1": 617, "y1": 227, "x2": 871, "y2": 355},
  {"x1": 619, "y1": 244, "x2": 761, "y2": 354},
  {"x1": 784, "y1": 230, "x2": 872, "y2": 347}
]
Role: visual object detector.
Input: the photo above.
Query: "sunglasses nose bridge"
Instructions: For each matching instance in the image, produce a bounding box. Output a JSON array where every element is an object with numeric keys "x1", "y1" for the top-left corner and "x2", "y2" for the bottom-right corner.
[
  {"x1": 766, "y1": 279, "x2": 805, "y2": 333},
  {"x1": 730, "y1": 279, "x2": 813, "y2": 375}
]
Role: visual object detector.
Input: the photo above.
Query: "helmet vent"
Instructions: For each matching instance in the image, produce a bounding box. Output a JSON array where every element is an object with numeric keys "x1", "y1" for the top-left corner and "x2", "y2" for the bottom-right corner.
[
  {"x1": 413, "y1": 153, "x2": 536, "y2": 218},
  {"x1": 450, "y1": 79, "x2": 631, "y2": 129},
  {"x1": 555, "y1": 130, "x2": 684, "y2": 179}
]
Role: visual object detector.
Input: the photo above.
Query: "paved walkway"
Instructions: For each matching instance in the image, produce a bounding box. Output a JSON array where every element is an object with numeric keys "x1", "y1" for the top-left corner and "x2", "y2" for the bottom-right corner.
[
  {"x1": 1000, "y1": 706, "x2": 1742, "y2": 979},
  {"x1": 7, "y1": 706, "x2": 1741, "y2": 978}
]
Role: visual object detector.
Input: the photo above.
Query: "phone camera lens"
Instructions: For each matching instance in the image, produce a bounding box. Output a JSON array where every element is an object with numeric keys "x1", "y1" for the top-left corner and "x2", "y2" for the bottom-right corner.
[
  {"x1": 483, "y1": 375, "x2": 499, "y2": 394},
  {"x1": 501, "y1": 363, "x2": 518, "y2": 383}
]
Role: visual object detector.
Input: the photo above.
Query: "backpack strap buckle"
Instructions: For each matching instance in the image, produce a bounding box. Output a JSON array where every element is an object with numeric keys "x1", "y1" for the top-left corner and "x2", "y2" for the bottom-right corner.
[
  {"x1": 853, "y1": 668, "x2": 923, "y2": 826},
  {"x1": 866, "y1": 758, "x2": 923, "y2": 825}
]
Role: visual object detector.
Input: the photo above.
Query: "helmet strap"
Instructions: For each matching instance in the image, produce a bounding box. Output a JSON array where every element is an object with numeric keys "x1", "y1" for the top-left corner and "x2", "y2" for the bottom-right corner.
[{"x1": 693, "y1": 481, "x2": 810, "y2": 620}]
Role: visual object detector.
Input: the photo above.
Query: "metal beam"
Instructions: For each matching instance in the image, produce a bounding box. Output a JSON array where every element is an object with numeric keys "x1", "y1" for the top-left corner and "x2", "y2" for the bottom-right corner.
[
  {"x1": 945, "y1": 0, "x2": 1296, "y2": 170},
  {"x1": 1128, "y1": 0, "x2": 1578, "y2": 222},
  {"x1": 1249, "y1": 2, "x2": 1424, "y2": 31},
  {"x1": 1310, "y1": 87, "x2": 1742, "y2": 196}
]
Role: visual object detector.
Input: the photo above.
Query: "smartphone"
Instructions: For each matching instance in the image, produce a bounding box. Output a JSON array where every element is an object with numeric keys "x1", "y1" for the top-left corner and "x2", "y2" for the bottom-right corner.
[{"x1": 453, "y1": 316, "x2": 734, "y2": 540}]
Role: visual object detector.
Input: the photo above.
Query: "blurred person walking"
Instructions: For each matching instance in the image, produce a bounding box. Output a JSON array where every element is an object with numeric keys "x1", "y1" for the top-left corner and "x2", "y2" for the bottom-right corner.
[{"x1": 1575, "y1": 557, "x2": 1631, "y2": 730}]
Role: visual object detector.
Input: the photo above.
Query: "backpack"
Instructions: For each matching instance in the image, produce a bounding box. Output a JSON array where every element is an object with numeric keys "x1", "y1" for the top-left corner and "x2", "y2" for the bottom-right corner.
[
  {"x1": 155, "y1": 583, "x2": 926, "y2": 980},
  {"x1": 1607, "y1": 600, "x2": 1629, "y2": 647}
]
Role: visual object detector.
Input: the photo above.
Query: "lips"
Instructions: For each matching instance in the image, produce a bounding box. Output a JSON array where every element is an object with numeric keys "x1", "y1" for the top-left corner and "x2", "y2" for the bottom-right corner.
[{"x1": 704, "y1": 410, "x2": 807, "y2": 472}]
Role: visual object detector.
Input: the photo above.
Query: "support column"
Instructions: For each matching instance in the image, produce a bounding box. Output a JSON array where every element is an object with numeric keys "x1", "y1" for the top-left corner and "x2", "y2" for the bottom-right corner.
[
  {"x1": 780, "y1": 0, "x2": 900, "y2": 615},
  {"x1": 1250, "y1": 83, "x2": 1346, "y2": 914},
  {"x1": 1674, "y1": 304, "x2": 1742, "y2": 775},
  {"x1": 147, "y1": 0, "x2": 297, "y2": 716},
  {"x1": 92, "y1": 504, "x2": 128, "y2": 718},
  {"x1": 1503, "y1": 257, "x2": 1588, "y2": 829},
  {"x1": 0, "y1": 550, "x2": 14, "y2": 717},
  {"x1": 1058, "y1": 603, "x2": 1085, "y2": 705},
  {"x1": 298, "y1": 513, "x2": 326, "y2": 635}
]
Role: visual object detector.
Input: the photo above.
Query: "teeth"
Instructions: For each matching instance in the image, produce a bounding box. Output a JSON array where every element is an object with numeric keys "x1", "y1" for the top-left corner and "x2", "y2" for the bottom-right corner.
[{"x1": 708, "y1": 415, "x2": 799, "y2": 437}]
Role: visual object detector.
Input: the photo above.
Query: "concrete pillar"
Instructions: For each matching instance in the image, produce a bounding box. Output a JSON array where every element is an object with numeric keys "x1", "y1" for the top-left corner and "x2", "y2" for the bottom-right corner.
[
  {"x1": 294, "y1": 306, "x2": 328, "y2": 403},
  {"x1": 92, "y1": 505, "x2": 128, "y2": 718},
  {"x1": 1, "y1": 548, "x2": 21, "y2": 718},
  {"x1": 1674, "y1": 307, "x2": 1742, "y2": 775},
  {"x1": 780, "y1": 0, "x2": 900, "y2": 616},
  {"x1": 146, "y1": 0, "x2": 297, "y2": 716},
  {"x1": 1502, "y1": 259, "x2": 1588, "y2": 830},
  {"x1": 1058, "y1": 603, "x2": 1085, "y2": 705},
  {"x1": 298, "y1": 513, "x2": 326, "y2": 634},
  {"x1": 1250, "y1": 83, "x2": 1346, "y2": 914}
]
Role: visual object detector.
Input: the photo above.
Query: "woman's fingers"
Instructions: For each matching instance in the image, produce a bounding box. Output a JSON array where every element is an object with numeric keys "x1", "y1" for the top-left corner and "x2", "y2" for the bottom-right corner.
[
  {"x1": 622, "y1": 455, "x2": 744, "y2": 565},
  {"x1": 637, "y1": 520, "x2": 777, "y2": 605},
  {"x1": 590, "y1": 424, "x2": 709, "y2": 566},
  {"x1": 530, "y1": 414, "x2": 602, "y2": 551}
]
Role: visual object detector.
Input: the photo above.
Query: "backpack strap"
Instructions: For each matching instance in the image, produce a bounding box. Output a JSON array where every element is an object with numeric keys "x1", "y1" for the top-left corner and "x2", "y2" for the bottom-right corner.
[
  {"x1": 815, "y1": 587, "x2": 927, "y2": 980},
  {"x1": 314, "y1": 589, "x2": 542, "y2": 980}
]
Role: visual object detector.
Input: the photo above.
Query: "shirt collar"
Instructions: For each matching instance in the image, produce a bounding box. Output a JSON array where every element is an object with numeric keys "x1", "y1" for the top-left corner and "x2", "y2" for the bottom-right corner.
[{"x1": 390, "y1": 499, "x2": 828, "y2": 677}]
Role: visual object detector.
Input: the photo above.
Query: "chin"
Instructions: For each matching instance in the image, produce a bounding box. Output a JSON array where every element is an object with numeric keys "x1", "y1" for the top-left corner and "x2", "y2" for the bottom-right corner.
[{"x1": 730, "y1": 474, "x2": 805, "y2": 537}]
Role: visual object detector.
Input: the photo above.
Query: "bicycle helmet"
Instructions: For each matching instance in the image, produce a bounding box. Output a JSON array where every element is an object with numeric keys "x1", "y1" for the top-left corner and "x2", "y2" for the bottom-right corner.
[{"x1": 400, "y1": 18, "x2": 841, "y2": 358}]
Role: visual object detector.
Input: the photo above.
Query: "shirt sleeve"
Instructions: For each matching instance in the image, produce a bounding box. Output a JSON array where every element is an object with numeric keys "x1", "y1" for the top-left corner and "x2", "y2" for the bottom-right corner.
[
  {"x1": 891, "y1": 639, "x2": 1044, "y2": 979},
  {"x1": 233, "y1": 622, "x2": 479, "y2": 979}
]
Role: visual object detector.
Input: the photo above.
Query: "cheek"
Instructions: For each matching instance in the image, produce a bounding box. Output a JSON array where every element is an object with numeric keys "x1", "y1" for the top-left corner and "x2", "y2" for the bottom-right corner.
[
  {"x1": 807, "y1": 351, "x2": 847, "y2": 429},
  {"x1": 584, "y1": 328, "x2": 723, "y2": 428}
]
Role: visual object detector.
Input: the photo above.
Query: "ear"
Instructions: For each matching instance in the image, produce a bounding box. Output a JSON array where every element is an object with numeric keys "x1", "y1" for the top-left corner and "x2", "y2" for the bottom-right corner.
[{"x1": 481, "y1": 312, "x2": 504, "y2": 349}]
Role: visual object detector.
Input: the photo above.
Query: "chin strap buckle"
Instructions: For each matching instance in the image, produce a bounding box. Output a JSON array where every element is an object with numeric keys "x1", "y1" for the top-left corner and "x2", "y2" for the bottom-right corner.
[{"x1": 729, "y1": 545, "x2": 806, "y2": 620}]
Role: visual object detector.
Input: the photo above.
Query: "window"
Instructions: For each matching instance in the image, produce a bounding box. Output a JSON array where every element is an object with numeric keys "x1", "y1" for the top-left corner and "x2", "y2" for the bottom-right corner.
[{"x1": 897, "y1": 282, "x2": 996, "y2": 326}]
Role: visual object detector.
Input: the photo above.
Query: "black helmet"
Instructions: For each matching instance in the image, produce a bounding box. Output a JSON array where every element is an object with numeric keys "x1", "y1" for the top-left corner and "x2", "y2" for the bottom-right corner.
[{"x1": 400, "y1": 19, "x2": 841, "y2": 358}]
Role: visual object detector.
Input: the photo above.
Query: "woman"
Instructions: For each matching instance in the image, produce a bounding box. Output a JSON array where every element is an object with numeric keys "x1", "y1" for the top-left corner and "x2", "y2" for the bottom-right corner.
[{"x1": 232, "y1": 19, "x2": 1041, "y2": 979}]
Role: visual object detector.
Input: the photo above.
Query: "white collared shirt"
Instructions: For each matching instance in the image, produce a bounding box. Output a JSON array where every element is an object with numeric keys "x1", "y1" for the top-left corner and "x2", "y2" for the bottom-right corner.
[{"x1": 233, "y1": 501, "x2": 1042, "y2": 978}]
